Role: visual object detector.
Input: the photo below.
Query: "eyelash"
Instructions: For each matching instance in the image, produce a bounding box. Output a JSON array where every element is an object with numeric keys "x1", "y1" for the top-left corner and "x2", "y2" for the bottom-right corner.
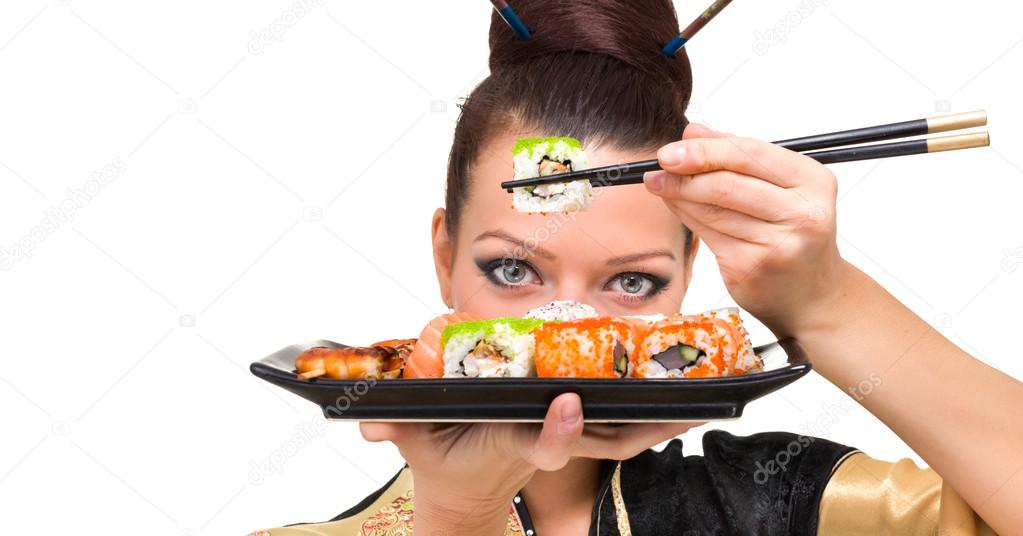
[
  {"x1": 608, "y1": 272, "x2": 670, "y2": 303},
  {"x1": 477, "y1": 258, "x2": 542, "y2": 290},
  {"x1": 475, "y1": 258, "x2": 670, "y2": 301}
]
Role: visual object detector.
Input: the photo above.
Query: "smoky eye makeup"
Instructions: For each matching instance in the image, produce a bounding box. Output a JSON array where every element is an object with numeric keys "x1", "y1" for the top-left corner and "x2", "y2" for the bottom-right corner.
[
  {"x1": 475, "y1": 257, "x2": 543, "y2": 289},
  {"x1": 604, "y1": 271, "x2": 671, "y2": 302}
]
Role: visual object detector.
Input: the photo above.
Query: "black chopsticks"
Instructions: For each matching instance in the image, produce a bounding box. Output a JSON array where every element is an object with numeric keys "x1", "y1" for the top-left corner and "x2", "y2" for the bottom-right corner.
[
  {"x1": 501, "y1": 110, "x2": 989, "y2": 192},
  {"x1": 774, "y1": 109, "x2": 987, "y2": 151}
]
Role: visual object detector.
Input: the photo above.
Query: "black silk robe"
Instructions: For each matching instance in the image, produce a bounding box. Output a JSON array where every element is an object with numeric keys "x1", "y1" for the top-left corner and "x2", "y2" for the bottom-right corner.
[{"x1": 253, "y1": 430, "x2": 995, "y2": 535}]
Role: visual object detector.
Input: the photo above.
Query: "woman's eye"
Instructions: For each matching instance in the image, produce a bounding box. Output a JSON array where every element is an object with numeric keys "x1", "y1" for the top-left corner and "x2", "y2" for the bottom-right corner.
[
  {"x1": 619, "y1": 274, "x2": 648, "y2": 294},
  {"x1": 500, "y1": 261, "x2": 527, "y2": 283},
  {"x1": 488, "y1": 259, "x2": 539, "y2": 286},
  {"x1": 606, "y1": 272, "x2": 665, "y2": 299}
]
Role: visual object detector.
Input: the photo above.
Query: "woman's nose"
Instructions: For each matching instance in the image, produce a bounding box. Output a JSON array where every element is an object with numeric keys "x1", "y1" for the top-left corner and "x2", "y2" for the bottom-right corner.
[{"x1": 553, "y1": 280, "x2": 591, "y2": 305}]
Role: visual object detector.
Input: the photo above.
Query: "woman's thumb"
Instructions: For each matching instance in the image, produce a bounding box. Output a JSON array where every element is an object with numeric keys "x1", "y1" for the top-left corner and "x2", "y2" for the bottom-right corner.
[{"x1": 521, "y1": 393, "x2": 584, "y2": 471}]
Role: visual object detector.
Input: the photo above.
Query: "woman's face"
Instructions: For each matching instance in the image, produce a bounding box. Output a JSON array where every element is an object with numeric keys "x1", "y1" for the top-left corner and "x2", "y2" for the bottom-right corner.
[{"x1": 432, "y1": 130, "x2": 698, "y2": 318}]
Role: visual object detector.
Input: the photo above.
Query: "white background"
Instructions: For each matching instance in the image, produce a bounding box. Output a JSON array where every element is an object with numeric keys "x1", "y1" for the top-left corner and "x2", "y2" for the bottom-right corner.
[{"x1": 1, "y1": 0, "x2": 1021, "y2": 533}]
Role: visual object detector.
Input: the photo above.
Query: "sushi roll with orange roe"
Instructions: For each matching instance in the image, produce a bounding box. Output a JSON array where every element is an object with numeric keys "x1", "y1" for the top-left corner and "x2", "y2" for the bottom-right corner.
[
  {"x1": 634, "y1": 307, "x2": 760, "y2": 379},
  {"x1": 534, "y1": 317, "x2": 648, "y2": 378},
  {"x1": 697, "y1": 307, "x2": 761, "y2": 374}
]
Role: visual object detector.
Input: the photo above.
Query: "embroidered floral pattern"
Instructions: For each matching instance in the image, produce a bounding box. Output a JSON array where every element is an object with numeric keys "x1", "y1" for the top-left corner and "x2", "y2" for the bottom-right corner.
[
  {"x1": 505, "y1": 504, "x2": 524, "y2": 534},
  {"x1": 356, "y1": 487, "x2": 524, "y2": 536},
  {"x1": 358, "y1": 488, "x2": 415, "y2": 535}
]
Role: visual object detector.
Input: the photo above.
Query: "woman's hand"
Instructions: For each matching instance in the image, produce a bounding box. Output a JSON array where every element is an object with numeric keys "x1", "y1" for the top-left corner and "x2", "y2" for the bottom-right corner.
[
  {"x1": 360, "y1": 393, "x2": 696, "y2": 534},
  {"x1": 645, "y1": 124, "x2": 1023, "y2": 533},
  {"x1": 644, "y1": 123, "x2": 849, "y2": 337}
]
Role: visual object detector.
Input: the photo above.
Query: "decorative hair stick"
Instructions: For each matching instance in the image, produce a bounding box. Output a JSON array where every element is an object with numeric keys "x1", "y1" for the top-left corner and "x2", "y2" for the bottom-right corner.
[
  {"x1": 662, "y1": 0, "x2": 735, "y2": 57},
  {"x1": 490, "y1": 0, "x2": 532, "y2": 40}
]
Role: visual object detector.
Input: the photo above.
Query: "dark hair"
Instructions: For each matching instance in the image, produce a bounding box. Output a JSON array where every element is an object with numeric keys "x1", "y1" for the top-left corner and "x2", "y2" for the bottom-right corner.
[{"x1": 445, "y1": 0, "x2": 694, "y2": 250}]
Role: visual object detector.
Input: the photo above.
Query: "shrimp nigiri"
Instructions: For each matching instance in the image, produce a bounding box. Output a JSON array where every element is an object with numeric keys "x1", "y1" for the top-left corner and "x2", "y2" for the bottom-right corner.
[{"x1": 294, "y1": 346, "x2": 393, "y2": 380}]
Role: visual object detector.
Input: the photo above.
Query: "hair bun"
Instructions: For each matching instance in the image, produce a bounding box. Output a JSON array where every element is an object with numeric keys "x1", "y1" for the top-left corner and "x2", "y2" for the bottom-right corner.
[{"x1": 488, "y1": 0, "x2": 690, "y2": 86}]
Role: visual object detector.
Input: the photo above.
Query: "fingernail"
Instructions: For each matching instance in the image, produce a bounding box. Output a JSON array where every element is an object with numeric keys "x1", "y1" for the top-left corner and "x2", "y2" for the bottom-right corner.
[
  {"x1": 644, "y1": 170, "x2": 665, "y2": 191},
  {"x1": 559, "y1": 404, "x2": 581, "y2": 433},
  {"x1": 658, "y1": 145, "x2": 685, "y2": 167}
]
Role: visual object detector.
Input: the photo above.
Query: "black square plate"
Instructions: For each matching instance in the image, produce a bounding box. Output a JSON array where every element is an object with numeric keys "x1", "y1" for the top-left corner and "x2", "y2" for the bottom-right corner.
[{"x1": 250, "y1": 339, "x2": 811, "y2": 422}]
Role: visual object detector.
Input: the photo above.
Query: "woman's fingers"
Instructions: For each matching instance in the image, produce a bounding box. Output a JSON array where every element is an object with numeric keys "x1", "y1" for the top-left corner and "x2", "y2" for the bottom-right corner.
[
  {"x1": 518, "y1": 392, "x2": 584, "y2": 471},
  {"x1": 683, "y1": 122, "x2": 730, "y2": 139},
  {"x1": 359, "y1": 421, "x2": 400, "y2": 442},
  {"x1": 650, "y1": 190, "x2": 748, "y2": 256},
  {"x1": 574, "y1": 422, "x2": 702, "y2": 460},
  {"x1": 645, "y1": 169, "x2": 802, "y2": 223},
  {"x1": 669, "y1": 198, "x2": 781, "y2": 244},
  {"x1": 656, "y1": 135, "x2": 817, "y2": 188},
  {"x1": 359, "y1": 421, "x2": 427, "y2": 443}
]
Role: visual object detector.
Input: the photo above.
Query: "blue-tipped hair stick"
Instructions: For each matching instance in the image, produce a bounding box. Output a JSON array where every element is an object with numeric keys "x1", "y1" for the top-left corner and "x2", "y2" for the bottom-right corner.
[
  {"x1": 490, "y1": 0, "x2": 531, "y2": 40},
  {"x1": 663, "y1": 0, "x2": 734, "y2": 56}
]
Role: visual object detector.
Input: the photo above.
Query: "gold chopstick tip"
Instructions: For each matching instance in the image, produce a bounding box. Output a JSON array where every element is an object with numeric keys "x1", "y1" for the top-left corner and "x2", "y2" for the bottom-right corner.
[
  {"x1": 927, "y1": 132, "x2": 989, "y2": 153},
  {"x1": 927, "y1": 110, "x2": 987, "y2": 133}
]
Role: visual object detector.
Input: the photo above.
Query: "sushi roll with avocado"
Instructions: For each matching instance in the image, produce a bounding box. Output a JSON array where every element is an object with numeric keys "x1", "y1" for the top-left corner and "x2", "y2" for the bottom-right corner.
[
  {"x1": 634, "y1": 308, "x2": 760, "y2": 379},
  {"x1": 440, "y1": 317, "x2": 546, "y2": 377},
  {"x1": 510, "y1": 137, "x2": 593, "y2": 213}
]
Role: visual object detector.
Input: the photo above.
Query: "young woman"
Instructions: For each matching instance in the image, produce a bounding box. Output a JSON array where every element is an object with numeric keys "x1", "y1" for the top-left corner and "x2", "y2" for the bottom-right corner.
[{"x1": 255, "y1": 1, "x2": 1022, "y2": 534}]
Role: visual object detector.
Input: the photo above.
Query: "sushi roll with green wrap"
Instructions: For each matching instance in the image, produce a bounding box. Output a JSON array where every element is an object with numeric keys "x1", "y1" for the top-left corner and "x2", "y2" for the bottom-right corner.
[
  {"x1": 441, "y1": 317, "x2": 546, "y2": 377},
  {"x1": 511, "y1": 137, "x2": 593, "y2": 213}
]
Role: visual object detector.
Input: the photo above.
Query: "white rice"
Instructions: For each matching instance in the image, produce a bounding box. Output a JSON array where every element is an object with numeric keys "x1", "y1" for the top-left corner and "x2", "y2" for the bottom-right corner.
[
  {"x1": 512, "y1": 180, "x2": 593, "y2": 213},
  {"x1": 524, "y1": 300, "x2": 599, "y2": 321},
  {"x1": 635, "y1": 354, "x2": 709, "y2": 378},
  {"x1": 623, "y1": 313, "x2": 668, "y2": 325},
  {"x1": 441, "y1": 322, "x2": 534, "y2": 378},
  {"x1": 701, "y1": 307, "x2": 760, "y2": 372}
]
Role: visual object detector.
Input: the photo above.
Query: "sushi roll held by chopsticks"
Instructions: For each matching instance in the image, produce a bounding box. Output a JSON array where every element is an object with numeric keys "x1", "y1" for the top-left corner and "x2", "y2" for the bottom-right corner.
[{"x1": 510, "y1": 137, "x2": 593, "y2": 213}]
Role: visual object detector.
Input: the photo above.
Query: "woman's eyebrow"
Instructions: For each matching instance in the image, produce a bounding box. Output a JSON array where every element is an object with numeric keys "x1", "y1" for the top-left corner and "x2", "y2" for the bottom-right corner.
[
  {"x1": 473, "y1": 230, "x2": 557, "y2": 260},
  {"x1": 606, "y1": 250, "x2": 676, "y2": 265}
]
